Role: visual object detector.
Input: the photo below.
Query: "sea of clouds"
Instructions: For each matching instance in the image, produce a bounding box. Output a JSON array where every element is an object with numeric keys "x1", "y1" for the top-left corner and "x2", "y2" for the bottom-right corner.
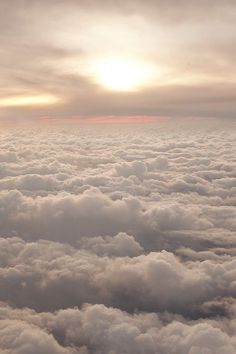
[{"x1": 0, "y1": 118, "x2": 235, "y2": 353}]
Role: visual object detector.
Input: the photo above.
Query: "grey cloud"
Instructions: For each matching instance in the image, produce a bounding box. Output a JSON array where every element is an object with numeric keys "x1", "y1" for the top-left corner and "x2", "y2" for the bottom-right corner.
[
  {"x1": 78, "y1": 232, "x2": 144, "y2": 257},
  {"x1": 0, "y1": 237, "x2": 235, "y2": 315},
  {"x1": 0, "y1": 320, "x2": 75, "y2": 354},
  {"x1": 1, "y1": 187, "x2": 232, "y2": 248},
  {"x1": 2, "y1": 1, "x2": 235, "y2": 23},
  {"x1": 0, "y1": 302, "x2": 235, "y2": 354}
]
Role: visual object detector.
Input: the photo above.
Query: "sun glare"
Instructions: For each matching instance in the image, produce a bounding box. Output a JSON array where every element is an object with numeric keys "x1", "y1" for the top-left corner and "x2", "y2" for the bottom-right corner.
[
  {"x1": 0, "y1": 94, "x2": 59, "y2": 108},
  {"x1": 92, "y1": 57, "x2": 154, "y2": 91}
]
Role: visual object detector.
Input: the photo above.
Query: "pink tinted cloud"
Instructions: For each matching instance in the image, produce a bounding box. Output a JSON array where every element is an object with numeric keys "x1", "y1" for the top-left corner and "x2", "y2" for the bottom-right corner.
[{"x1": 39, "y1": 115, "x2": 170, "y2": 124}]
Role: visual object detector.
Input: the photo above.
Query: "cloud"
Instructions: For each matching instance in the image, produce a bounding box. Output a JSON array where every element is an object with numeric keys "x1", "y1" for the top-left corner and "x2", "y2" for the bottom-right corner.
[
  {"x1": 0, "y1": 120, "x2": 235, "y2": 352},
  {"x1": 0, "y1": 122, "x2": 235, "y2": 252},
  {"x1": 0, "y1": 236, "x2": 235, "y2": 315},
  {"x1": 0, "y1": 302, "x2": 235, "y2": 354},
  {"x1": 0, "y1": 186, "x2": 230, "y2": 247},
  {"x1": 78, "y1": 232, "x2": 144, "y2": 257},
  {"x1": 1, "y1": 1, "x2": 236, "y2": 120},
  {"x1": 114, "y1": 160, "x2": 147, "y2": 179},
  {"x1": 0, "y1": 320, "x2": 75, "y2": 354}
]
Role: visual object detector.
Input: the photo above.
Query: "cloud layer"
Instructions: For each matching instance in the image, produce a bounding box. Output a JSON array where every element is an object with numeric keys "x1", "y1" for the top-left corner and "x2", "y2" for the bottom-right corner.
[
  {"x1": 1, "y1": 1, "x2": 236, "y2": 121},
  {"x1": 0, "y1": 119, "x2": 235, "y2": 353}
]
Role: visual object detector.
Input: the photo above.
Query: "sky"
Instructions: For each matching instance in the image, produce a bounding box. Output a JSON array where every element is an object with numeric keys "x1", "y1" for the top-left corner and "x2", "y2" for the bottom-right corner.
[
  {"x1": 1, "y1": 0, "x2": 236, "y2": 123},
  {"x1": 0, "y1": 2, "x2": 236, "y2": 354}
]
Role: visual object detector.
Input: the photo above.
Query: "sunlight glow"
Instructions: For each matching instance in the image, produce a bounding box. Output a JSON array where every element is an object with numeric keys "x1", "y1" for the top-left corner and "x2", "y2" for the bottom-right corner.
[
  {"x1": 92, "y1": 57, "x2": 155, "y2": 91},
  {"x1": 0, "y1": 94, "x2": 59, "y2": 108}
]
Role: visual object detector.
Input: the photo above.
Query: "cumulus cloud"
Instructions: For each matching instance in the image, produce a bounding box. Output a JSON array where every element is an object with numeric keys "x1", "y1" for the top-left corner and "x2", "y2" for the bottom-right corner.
[
  {"x1": 0, "y1": 302, "x2": 235, "y2": 354},
  {"x1": 78, "y1": 232, "x2": 144, "y2": 257},
  {"x1": 1, "y1": 186, "x2": 234, "y2": 250},
  {"x1": 0, "y1": 236, "x2": 235, "y2": 316},
  {"x1": 0, "y1": 120, "x2": 235, "y2": 352}
]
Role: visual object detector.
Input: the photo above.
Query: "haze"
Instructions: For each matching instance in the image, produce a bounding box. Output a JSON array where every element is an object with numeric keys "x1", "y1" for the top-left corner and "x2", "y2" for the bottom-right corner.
[{"x1": 1, "y1": 0, "x2": 236, "y2": 123}]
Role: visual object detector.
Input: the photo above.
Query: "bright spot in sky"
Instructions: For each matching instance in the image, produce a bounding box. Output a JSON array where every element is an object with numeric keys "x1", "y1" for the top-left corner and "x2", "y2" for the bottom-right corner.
[
  {"x1": 0, "y1": 94, "x2": 59, "y2": 108},
  {"x1": 92, "y1": 57, "x2": 155, "y2": 91}
]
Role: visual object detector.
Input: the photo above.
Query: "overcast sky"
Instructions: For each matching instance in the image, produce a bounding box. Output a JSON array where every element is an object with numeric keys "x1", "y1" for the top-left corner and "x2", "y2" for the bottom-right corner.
[{"x1": 1, "y1": 0, "x2": 236, "y2": 122}]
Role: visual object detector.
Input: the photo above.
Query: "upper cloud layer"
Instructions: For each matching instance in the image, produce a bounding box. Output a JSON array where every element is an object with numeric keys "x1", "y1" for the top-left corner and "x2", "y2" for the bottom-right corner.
[{"x1": 1, "y1": 1, "x2": 236, "y2": 120}]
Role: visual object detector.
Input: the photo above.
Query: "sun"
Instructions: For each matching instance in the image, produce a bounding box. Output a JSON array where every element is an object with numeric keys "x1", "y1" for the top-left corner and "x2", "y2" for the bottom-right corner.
[{"x1": 92, "y1": 57, "x2": 153, "y2": 91}]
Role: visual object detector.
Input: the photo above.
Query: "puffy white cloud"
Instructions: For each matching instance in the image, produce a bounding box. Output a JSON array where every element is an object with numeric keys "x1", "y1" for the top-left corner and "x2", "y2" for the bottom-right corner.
[
  {"x1": 114, "y1": 160, "x2": 147, "y2": 179},
  {"x1": 0, "y1": 120, "x2": 235, "y2": 353},
  {"x1": 0, "y1": 237, "x2": 235, "y2": 315},
  {"x1": 2, "y1": 186, "x2": 233, "y2": 250},
  {"x1": 78, "y1": 232, "x2": 144, "y2": 257}
]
